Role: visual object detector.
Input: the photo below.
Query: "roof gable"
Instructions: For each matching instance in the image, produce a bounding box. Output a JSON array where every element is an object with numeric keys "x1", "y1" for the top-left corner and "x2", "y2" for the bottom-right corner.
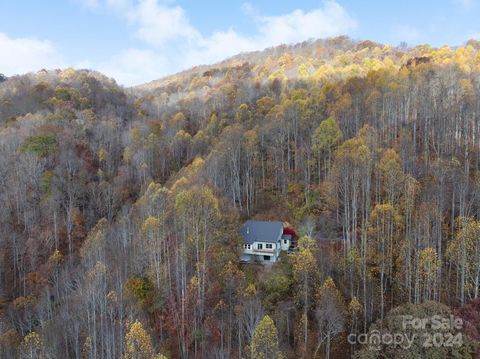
[{"x1": 241, "y1": 220, "x2": 283, "y2": 245}]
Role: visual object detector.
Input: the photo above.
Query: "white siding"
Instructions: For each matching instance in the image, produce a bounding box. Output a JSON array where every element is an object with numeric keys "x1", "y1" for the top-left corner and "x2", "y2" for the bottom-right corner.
[
  {"x1": 243, "y1": 241, "x2": 281, "y2": 262},
  {"x1": 280, "y1": 239, "x2": 290, "y2": 251},
  {"x1": 242, "y1": 226, "x2": 288, "y2": 263}
]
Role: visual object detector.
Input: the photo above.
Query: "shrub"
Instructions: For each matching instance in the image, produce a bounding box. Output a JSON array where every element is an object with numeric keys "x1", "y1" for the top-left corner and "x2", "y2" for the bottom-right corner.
[{"x1": 20, "y1": 134, "x2": 57, "y2": 157}]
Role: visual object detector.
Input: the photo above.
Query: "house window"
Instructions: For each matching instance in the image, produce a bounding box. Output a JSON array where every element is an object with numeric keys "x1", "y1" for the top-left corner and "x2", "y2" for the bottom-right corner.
[
  {"x1": 266, "y1": 244, "x2": 273, "y2": 249},
  {"x1": 257, "y1": 243, "x2": 263, "y2": 250},
  {"x1": 284, "y1": 239, "x2": 288, "y2": 244},
  {"x1": 247, "y1": 244, "x2": 251, "y2": 249}
]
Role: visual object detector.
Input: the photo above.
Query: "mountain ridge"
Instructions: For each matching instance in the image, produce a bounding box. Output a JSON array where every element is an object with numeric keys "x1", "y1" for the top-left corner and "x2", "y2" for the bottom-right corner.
[{"x1": 1, "y1": 35, "x2": 480, "y2": 359}]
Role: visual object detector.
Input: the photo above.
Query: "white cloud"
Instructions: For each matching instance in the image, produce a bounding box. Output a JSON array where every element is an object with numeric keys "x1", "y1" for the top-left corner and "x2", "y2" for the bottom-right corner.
[
  {"x1": 256, "y1": 1, "x2": 356, "y2": 46},
  {"x1": 186, "y1": 29, "x2": 258, "y2": 68},
  {"x1": 1, "y1": 0, "x2": 355, "y2": 85},
  {"x1": 0, "y1": 33, "x2": 64, "y2": 76},
  {"x1": 125, "y1": 0, "x2": 356, "y2": 51},
  {"x1": 96, "y1": 0, "x2": 356, "y2": 85},
  {"x1": 98, "y1": 48, "x2": 170, "y2": 86},
  {"x1": 130, "y1": 0, "x2": 200, "y2": 47}
]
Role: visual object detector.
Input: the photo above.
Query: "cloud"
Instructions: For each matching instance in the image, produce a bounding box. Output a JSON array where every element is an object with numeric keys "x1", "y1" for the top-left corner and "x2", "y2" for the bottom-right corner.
[
  {"x1": 0, "y1": 0, "x2": 357, "y2": 85},
  {"x1": 129, "y1": 0, "x2": 200, "y2": 47},
  {"x1": 94, "y1": 0, "x2": 356, "y2": 85},
  {"x1": 98, "y1": 48, "x2": 170, "y2": 86},
  {"x1": 256, "y1": 1, "x2": 356, "y2": 46},
  {"x1": 1, "y1": 0, "x2": 354, "y2": 85},
  {"x1": 0, "y1": 33, "x2": 64, "y2": 76},
  {"x1": 124, "y1": 0, "x2": 355, "y2": 50}
]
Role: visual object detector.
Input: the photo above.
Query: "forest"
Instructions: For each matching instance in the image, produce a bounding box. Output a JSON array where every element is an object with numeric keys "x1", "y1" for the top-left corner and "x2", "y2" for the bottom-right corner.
[{"x1": 0, "y1": 36, "x2": 480, "y2": 358}]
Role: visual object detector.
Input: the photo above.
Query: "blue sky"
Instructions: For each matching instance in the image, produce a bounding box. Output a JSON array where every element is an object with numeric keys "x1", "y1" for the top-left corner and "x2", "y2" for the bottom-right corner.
[{"x1": 1, "y1": 0, "x2": 479, "y2": 86}]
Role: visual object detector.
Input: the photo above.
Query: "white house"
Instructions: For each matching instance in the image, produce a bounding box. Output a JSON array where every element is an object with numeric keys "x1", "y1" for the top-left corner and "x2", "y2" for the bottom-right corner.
[{"x1": 240, "y1": 220, "x2": 292, "y2": 263}]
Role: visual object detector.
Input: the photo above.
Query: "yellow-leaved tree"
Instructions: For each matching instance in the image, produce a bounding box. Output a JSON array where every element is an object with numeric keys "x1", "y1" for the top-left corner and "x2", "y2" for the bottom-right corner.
[
  {"x1": 418, "y1": 247, "x2": 440, "y2": 302},
  {"x1": 447, "y1": 217, "x2": 480, "y2": 304},
  {"x1": 124, "y1": 320, "x2": 154, "y2": 359},
  {"x1": 19, "y1": 332, "x2": 43, "y2": 359},
  {"x1": 292, "y1": 236, "x2": 317, "y2": 356},
  {"x1": 251, "y1": 315, "x2": 284, "y2": 359},
  {"x1": 312, "y1": 117, "x2": 343, "y2": 182}
]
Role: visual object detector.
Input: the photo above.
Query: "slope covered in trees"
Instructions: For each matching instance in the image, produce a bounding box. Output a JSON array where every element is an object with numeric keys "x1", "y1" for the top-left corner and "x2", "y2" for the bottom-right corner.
[{"x1": 1, "y1": 36, "x2": 480, "y2": 358}]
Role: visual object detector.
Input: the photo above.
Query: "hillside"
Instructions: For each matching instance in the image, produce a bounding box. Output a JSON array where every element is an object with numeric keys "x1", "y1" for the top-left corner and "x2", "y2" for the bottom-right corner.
[
  {"x1": 134, "y1": 37, "x2": 391, "y2": 91},
  {"x1": 1, "y1": 37, "x2": 480, "y2": 358}
]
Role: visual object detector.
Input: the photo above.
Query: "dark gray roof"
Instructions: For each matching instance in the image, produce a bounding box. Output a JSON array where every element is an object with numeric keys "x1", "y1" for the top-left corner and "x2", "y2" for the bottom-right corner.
[{"x1": 241, "y1": 220, "x2": 283, "y2": 244}]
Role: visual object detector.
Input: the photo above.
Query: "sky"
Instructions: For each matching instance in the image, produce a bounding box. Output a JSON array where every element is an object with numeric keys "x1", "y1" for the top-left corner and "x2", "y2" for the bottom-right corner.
[{"x1": 0, "y1": 0, "x2": 479, "y2": 86}]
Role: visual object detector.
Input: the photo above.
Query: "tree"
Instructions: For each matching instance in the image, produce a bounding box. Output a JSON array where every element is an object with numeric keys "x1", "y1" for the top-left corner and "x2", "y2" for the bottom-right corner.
[
  {"x1": 418, "y1": 247, "x2": 440, "y2": 302},
  {"x1": 80, "y1": 218, "x2": 107, "y2": 269},
  {"x1": 329, "y1": 131, "x2": 372, "y2": 254},
  {"x1": 20, "y1": 134, "x2": 57, "y2": 157},
  {"x1": 454, "y1": 299, "x2": 480, "y2": 347},
  {"x1": 19, "y1": 332, "x2": 43, "y2": 359},
  {"x1": 256, "y1": 96, "x2": 275, "y2": 117},
  {"x1": 3, "y1": 33, "x2": 480, "y2": 359},
  {"x1": 251, "y1": 315, "x2": 284, "y2": 359},
  {"x1": 355, "y1": 302, "x2": 476, "y2": 359},
  {"x1": 297, "y1": 216, "x2": 315, "y2": 238},
  {"x1": 312, "y1": 117, "x2": 343, "y2": 181},
  {"x1": 243, "y1": 129, "x2": 259, "y2": 214},
  {"x1": 378, "y1": 149, "x2": 404, "y2": 205},
  {"x1": 292, "y1": 237, "x2": 317, "y2": 356},
  {"x1": 140, "y1": 215, "x2": 166, "y2": 290},
  {"x1": 82, "y1": 261, "x2": 108, "y2": 358},
  {"x1": 175, "y1": 185, "x2": 220, "y2": 355},
  {"x1": 240, "y1": 284, "x2": 265, "y2": 350},
  {"x1": 124, "y1": 320, "x2": 154, "y2": 359},
  {"x1": 314, "y1": 277, "x2": 346, "y2": 359},
  {"x1": 218, "y1": 261, "x2": 245, "y2": 356},
  {"x1": 447, "y1": 217, "x2": 480, "y2": 304},
  {"x1": 348, "y1": 296, "x2": 363, "y2": 353},
  {"x1": 368, "y1": 203, "x2": 402, "y2": 319},
  {"x1": 235, "y1": 103, "x2": 252, "y2": 124}
]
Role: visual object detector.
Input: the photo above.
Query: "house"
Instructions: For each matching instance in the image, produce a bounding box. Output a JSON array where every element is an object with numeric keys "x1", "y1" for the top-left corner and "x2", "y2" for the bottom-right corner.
[{"x1": 240, "y1": 220, "x2": 293, "y2": 263}]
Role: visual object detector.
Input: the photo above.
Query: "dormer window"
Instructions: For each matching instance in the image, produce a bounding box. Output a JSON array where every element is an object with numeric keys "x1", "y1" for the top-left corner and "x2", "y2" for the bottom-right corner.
[
  {"x1": 257, "y1": 243, "x2": 263, "y2": 250},
  {"x1": 266, "y1": 244, "x2": 273, "y2": 249}
]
